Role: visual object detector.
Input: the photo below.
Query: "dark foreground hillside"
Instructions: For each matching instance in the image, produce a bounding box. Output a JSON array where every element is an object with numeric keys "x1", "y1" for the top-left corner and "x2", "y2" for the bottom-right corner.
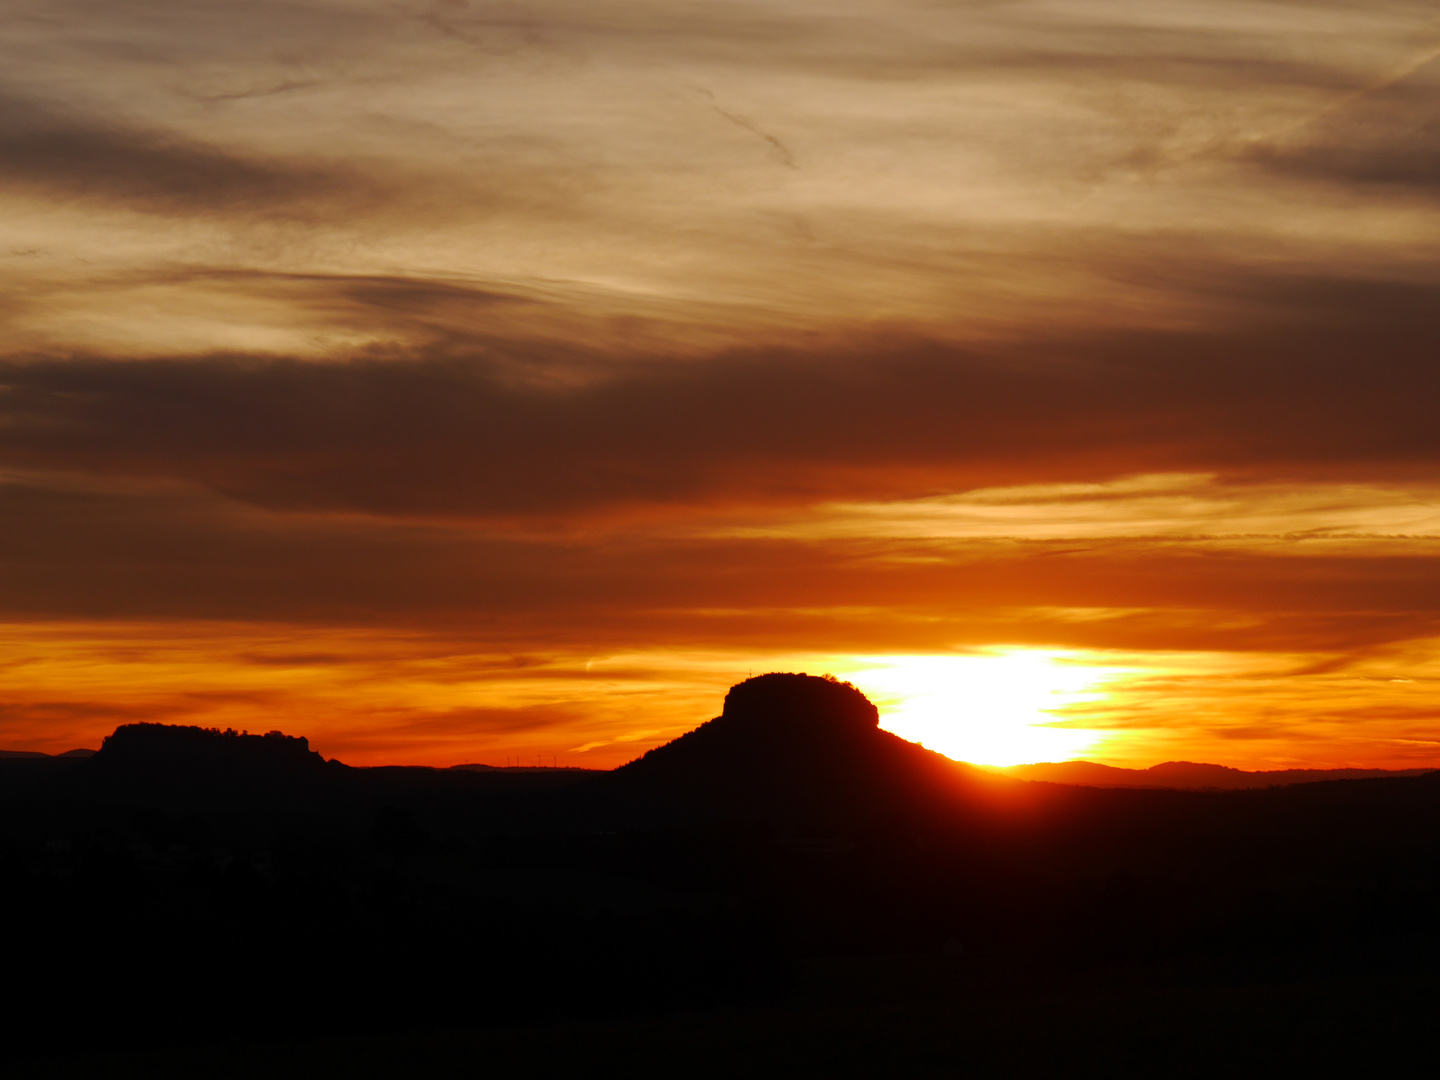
[
  {"x1": 4, "y1": 674, "x2": 1439, "y2": 1074},
  {"x1": 16, "y1": 964, "x2": 1440, "y2": 1078}
]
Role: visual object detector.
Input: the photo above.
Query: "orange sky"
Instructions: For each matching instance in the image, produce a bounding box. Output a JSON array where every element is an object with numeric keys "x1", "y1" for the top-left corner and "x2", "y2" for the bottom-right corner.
[{"x1": 2, "y1": 1, "x2": 1439, "y2": 769}]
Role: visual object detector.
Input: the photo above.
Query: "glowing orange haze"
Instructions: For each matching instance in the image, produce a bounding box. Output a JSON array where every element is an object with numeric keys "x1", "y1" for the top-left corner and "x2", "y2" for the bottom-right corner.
[
  {"x1": 3, "y1": 627, "x2": 1437, "y2": 771},
  {"x1": 1, "y1": 2, "x2": 1439, "y2": 769},
  {"x1": 3, "y1": 476, "x2": 1438, "y2": 771}
]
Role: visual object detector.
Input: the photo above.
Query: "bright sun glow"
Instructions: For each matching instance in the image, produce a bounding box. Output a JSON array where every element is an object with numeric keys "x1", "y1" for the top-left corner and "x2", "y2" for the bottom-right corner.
[{"x1": 848, "y1": 650, "x2": 1117, "y2": 767}]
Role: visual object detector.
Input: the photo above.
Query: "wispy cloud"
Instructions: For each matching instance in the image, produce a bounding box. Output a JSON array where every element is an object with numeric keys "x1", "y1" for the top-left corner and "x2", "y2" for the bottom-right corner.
[{"x1": 0, "y1": 92, "x2": 384, "y2": 217}]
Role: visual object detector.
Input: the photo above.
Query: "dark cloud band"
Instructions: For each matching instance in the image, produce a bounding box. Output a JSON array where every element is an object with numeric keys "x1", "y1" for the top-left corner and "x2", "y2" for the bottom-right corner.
[{"x1": 1, "y1": 272, "x2": 1437, "y2": 516}]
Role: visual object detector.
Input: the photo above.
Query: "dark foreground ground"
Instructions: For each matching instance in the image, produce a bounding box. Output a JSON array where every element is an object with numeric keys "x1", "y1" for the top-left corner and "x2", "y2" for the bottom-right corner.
[
  {"x1": 6, "y1": 683, "x2": 1439, "y2": 1076},
  {"x1": 16, "y1": 958, "x2": 1439, "y2": 1078}
]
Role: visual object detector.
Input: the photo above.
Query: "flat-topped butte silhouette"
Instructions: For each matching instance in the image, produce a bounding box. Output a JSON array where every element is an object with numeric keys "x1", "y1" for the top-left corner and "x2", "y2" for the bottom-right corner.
[
  {"x1": 0, "y1": 720, "x2": 590, "y2": 813},
  {"x1": 78, "y1": 722, "x2": 337, "y2": 810},
  {"x1": 96, "y1": 722, "x2": 324, "y2": 771},
  {"x1": 601, "y1": 673, "x2": 1010, "y2": 828}
]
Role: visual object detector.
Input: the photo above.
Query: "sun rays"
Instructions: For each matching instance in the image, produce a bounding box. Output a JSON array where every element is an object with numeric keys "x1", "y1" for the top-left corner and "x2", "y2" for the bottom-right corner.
[{"x1": 845, "y1": 650, "x2": 1121, "y2": 767}]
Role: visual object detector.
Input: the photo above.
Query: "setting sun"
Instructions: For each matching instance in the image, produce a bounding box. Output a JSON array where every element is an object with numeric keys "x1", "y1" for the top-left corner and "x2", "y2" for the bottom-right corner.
[{"x1": 849, "y1": 651, "x2": 1118, "y2": 767}]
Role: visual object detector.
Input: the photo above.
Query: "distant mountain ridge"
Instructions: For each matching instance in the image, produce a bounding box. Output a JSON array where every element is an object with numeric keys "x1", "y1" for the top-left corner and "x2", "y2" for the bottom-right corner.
[
  {"x1": 6, "y1": 709, "x2": 1432, "y2": 798},
  {"x1": 1005, "y1": 759, "x2": 1433, "y2": 790}
]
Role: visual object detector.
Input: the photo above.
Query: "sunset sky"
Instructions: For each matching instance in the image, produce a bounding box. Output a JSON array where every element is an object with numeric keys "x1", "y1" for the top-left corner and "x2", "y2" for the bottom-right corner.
[{"x1": 3, "y1": 0, "x2": 1439, "y2": 768}]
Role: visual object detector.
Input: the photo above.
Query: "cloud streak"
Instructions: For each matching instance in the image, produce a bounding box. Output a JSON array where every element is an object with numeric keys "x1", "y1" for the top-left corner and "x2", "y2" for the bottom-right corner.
[{"x1": 0, "y1": 92, "x2": 382, "y2": 217}]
